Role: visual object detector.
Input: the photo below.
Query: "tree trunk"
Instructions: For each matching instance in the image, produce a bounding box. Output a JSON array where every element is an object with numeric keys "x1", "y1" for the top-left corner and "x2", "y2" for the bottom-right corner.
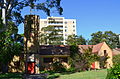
[
  {"x1": 1, "y1": 63, "x2": 8, "y2": 73},
  {"x1": 1, "y1": 0, "x2": 7, "y2": 32}
]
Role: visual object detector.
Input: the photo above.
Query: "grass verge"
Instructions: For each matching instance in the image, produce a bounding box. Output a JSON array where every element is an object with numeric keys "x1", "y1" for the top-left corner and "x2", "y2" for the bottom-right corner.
[
  {"x1": 0, "y1": 73, "x2": 23, "y2": 79},
  {"x1": 59, "y1": 69, "x2": 107, "y2": 79}
]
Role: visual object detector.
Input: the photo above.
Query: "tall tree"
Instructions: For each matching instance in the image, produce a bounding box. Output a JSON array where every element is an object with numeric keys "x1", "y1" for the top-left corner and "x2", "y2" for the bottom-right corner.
[
  {"x1": 0, "y1": 21, "x2": 23, "y2": 73},
  {"x1": 40, "y1": 25, "x2": 63, "y2": 45},
  {"x1": 0, "y1": 0, "x2": 63, "y2": 32},
  {"x1": 66, "y1": 34, "x2": 86, "y2": 45},
  {"x1": 89, "y1": 31, "x2": 119, "y2": 49},
  {"x1": 0, "y1": 0, "x2": 63, "y2": 73},
  {"x1": 88, "y1": 31, "x2": 103, "y2": 45}
]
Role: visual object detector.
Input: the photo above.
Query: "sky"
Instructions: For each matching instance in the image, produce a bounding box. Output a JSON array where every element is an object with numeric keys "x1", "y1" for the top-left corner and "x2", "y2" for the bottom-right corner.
[{"x1": 18, "y1": 0, "x2": 120, "y2": 39}]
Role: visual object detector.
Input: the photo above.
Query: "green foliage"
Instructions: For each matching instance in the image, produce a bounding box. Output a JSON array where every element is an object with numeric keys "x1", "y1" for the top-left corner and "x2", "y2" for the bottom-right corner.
[
  {"x1": 40, "y1": 26, "x2": 63, "y2": 45},
  {"x1": 51, "y1": 58, "x2": 66, "y2": 72},
  {"x1": 0, "y1": 0, "x2": 63, "y2": 27},
  {"x1": 69, "y1": 45, "x2": 100, "y2": 71},
  {"x1": 0, "y1": 21, "x2": 23, "y2": 73},
  {"x1": 113, "y1": 54, "x2": 120, "y2": 65},
  {"x1": 47, "y1": 73, "x2": 60, "y2": 79},
  {"x1": 0, "y1": 16, "x2": 3, "y2": 28},
  {"x1": 0, "y1": 73, "x2": 23, "y2": 79},
  {"x1": 66, "y1": 34, "x2": 86, "y2": 45},
  {"x1": 75, "y1": 47, "x2": 99, "y2": 71},
  {"x1": 69, "y1": 45, "x2": 79, "y2": 58},
  {"x1": 89, "y1": 31, "x2": 119, "y2": 49},
  {"x1": 66, "y1": 67, "x2": 76, "y2": 73},
  {"x1": 89, "y1": 31, "x2": 103, "y2": 45},
  {"x1": 106, "y1": 64, "x2": 120, "y2": 79},
  {"x1": 99, "y1": 55, "x2": 110, "y2": 69}
]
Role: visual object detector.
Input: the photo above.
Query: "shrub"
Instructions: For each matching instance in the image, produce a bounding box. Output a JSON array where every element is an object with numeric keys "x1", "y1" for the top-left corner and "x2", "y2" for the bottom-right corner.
[
  {"x1": 51, "y1": 58, "x2": 66, "y2": 72},
  {"x1": 106, "y1": 63, "x2": 120, "y2": 79},
  {"x1": 113, "y1": 54, "x2": 120, "y2": 65},
  {"x1": 67, "y1": 67, "x2": 75, "y2": 72}
]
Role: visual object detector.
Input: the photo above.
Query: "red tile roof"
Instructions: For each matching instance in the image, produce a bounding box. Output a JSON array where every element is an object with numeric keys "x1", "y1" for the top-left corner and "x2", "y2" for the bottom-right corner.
[
  {"x1": 78, "y1": 42, "x2": 104, "y2": 53},
  {"x1": 112, "y1": 48, "x2": 120, "y2": 56},
  {"x1": 92, "y1": 42, "x2": 104, "y2": 53},
  {"x1": 115, "y1": 48, "x2": 120, "y2": 51}
]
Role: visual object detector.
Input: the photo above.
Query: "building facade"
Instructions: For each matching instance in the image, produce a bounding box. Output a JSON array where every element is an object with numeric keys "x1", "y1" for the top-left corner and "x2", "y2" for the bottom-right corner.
[
  {"x1": 40, "y1": 17, "x2": 76, "y2": 45},
  {"x1": 23, "y1": 15, "x2": 74, "y2": 73},
  {"x1": 79, "y1": 42, "x2": 113, "y2": 69}
]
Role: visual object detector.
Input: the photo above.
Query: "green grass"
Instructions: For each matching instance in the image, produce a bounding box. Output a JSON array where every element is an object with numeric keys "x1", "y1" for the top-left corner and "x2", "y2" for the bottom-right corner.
[
  {"x1": 59, "y1": 69, "x2": 107, "y2": 79},
  {"x1": 0, "y1": 73, "x2": 23, "y2": 79}
]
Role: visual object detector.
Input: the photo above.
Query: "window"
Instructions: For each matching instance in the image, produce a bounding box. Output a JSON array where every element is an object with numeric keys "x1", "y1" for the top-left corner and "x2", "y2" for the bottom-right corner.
[
  {"x1": 73, "y1": 29, "x2": 75, "y2": 32},
  {"x1": 65, "y1": 29, "x2": 67, "y2": 32},
  {"x1": 44, "y1": 21, "x2": 47, "y2": 24},
  {"x1": 65, "y1": 26, "x2": 67, "y2": 28},
  {"x1": 73, "y1": 25, "x2": 75, "y2": 28},
  {"x1": 43, "y1": 58, "x2": 53, "y2": 63},
  {"x1": 73, "y1": 21, "x2": 74, "y2": 23},
  {"x1": 65, "y1": 21, "x2": 67, "y2": 24},
  {"x1": 104, "y1": 50, "x2": 107, "y2": 55}
]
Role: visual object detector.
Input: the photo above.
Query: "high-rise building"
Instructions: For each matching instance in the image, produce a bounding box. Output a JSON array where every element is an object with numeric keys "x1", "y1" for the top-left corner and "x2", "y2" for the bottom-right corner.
[{"x1": 40, "y1": 17, "x2": 76, "y2": 45}]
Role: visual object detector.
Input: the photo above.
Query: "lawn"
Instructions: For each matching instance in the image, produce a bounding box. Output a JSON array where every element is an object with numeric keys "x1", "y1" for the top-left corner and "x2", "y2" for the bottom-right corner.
[
  {"x1": 0, "y1": 69, "x2": 107, "y2": 79},
  {"x1": 0, "y1": 73, "x2": 23, "y2": 79},
  {"x1": 59, "y1": 69, "x2": 107, "y2": 79}
]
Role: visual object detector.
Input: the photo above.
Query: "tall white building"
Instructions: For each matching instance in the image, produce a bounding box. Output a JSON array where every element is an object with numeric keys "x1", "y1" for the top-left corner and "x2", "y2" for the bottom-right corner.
[{"x1": 40, "y1": 17, "x2": 77, "y2": 45}]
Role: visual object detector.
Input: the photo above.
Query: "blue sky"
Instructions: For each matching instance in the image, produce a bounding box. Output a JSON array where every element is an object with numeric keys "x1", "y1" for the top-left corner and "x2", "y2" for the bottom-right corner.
[{"x1": 18, "y1": 0, "x2": 120, "y2": 39}]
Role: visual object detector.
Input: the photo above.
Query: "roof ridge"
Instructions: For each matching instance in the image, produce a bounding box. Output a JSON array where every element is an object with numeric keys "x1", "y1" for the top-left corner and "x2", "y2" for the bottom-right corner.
[{"x1": 92, "y1": 42, "x2": 104, "y2": 53}]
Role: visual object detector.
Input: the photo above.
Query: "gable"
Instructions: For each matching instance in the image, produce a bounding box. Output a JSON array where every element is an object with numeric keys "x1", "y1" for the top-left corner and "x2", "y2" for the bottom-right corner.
[
  {"x1": 98, "y1": 42, "x2": 112, "y2": 56},
  {"x1": 92, "y1": 42, "x2": 104, "y2": 53}
]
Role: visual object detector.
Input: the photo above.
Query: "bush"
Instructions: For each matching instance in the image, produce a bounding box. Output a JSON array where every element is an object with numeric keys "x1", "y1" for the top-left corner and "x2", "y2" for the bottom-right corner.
[
  {"x1": 52, "y1": 60, "x2": 66, "y2": 72},
  {"x1": 106, "y1": 64, "x2": 120, "y2": 79},
  {"x1": 51, "y1": 58, "x2": 67, "y2": 73},
  {"x1": 113, "y1": 54, "x2": 120, "y2": 65},
  {"x1": 67, "y1": 67, "x2": 75, "y2": 72}
]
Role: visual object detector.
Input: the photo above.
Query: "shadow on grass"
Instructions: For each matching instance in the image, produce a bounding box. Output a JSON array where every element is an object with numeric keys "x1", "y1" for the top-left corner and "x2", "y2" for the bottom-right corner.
[
  {"x1": 0, "y1": 72, "x2": 23, "y2": 79},
  {"x1": 42, "y1": 70, "x2": 76, "y2": 79}
]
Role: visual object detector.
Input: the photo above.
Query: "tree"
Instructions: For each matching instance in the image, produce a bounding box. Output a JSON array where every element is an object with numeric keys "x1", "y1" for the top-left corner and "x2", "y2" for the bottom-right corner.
[
  {"x1": 0, "y1": 0, "x2": 63, "y2": 32},
  {"x1": 77, "y1": 35, "x2": 87, "y2": 45},
  {"x1": 89, "y1": 31, "x2": 119, "y2": 49},
  {"x1": 0, "y1": 21, "x2": 23, "y2": 73},
  {"x1": 69, "y1": 46, "x2": 99, "y2": 71},
  {"x1": 113, "y1": 54, "x2": 120, "y2": 65},
  {"x1": 88, "y1": 31, "x2": 103, "y2": 45},
  {"x1": 0, "y1": 16, "x2": 3, "y2": 28},
  {"x1": 40, "y1": 25, "x2": 63, "y2": 45},
  {"x1": 0, "y1": 0, "x2": 63, "y2": 73},
  {"x1": 66, "y1": 34, "x2": 86, "y2": 45},
  {"x1": 99, "y1": 54, "x2": 109, "y2": 69}
]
